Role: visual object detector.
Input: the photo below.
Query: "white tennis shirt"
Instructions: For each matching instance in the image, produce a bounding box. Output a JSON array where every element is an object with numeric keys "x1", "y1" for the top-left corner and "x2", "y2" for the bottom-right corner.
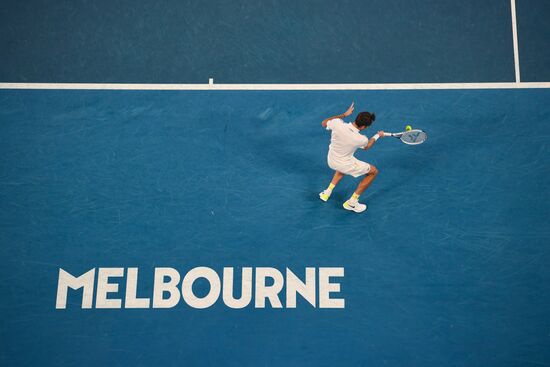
[{"x1": 326, "y1": 118, "x2": 369, "y2": 164}]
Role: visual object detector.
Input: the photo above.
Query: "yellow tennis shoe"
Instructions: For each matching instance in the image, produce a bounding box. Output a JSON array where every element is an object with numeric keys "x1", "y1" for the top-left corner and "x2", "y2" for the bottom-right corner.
[{"x1": 319, "y1": 190, "x2": 331, "y2": 202}]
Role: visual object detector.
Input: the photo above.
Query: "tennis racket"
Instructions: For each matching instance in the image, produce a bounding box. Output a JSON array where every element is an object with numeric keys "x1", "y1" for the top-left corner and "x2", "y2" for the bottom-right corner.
[{"x1": 385, "y1": 129, "x2": 427, "y2": 145}]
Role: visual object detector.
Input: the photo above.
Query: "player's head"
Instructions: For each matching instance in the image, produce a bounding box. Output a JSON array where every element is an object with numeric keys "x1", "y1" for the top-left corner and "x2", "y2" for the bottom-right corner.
[{"x1": 355, "y1": 112, "x2": 376, "y2": 130}]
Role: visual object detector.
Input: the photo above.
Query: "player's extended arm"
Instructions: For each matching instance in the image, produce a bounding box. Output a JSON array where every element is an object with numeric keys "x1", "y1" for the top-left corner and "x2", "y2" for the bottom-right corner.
[
  {"x1": 321, "y1": 102, "x2": 354, "y2": 127},
  {"x1": 362, "y1": 131, "x2": 385, "y2": 150}
]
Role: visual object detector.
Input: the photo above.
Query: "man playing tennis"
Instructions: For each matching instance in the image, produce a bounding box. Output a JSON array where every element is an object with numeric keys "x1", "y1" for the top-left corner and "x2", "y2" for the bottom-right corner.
[{"x1": 319, "y1": 102, "x2": 385, "y2": 213}]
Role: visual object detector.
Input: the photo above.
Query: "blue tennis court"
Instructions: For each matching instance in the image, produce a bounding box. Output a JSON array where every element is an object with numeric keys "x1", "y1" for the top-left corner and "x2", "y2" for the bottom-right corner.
[
  {"x1": 1, "y1": 88, "x2": 549, "y2": 366},
  {"x1": 2, "y1": 0, "x2": 550, "y2": 366}
]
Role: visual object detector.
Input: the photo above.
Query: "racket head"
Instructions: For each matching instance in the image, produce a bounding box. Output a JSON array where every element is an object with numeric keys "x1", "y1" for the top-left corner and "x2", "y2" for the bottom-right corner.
[{"x1": 400, "y1": 129, "x2": 427, "y2": 145}]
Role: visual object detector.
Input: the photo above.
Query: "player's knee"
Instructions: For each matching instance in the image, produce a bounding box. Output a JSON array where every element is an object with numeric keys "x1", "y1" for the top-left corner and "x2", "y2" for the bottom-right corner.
[{"x1": 370, "y1": 165, "x2": 379, "y2": 176}]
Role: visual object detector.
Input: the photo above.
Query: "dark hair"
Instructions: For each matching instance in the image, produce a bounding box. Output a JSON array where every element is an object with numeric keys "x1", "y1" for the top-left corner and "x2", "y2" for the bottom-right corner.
[{"x1": 355, "y1": 112, "x2": 376, "y2": 127}]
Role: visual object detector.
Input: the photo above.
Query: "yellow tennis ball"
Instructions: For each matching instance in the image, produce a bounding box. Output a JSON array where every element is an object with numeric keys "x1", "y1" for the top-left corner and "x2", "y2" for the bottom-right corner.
[{"x1": 405, "y1": 125, "x2": 412, "y2": 131}]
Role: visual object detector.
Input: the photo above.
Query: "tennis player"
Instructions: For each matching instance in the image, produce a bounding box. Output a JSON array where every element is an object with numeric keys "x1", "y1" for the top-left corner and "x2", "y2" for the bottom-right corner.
[{"x1": 319, "y1": 102, "x2": 384, "y2": 213}]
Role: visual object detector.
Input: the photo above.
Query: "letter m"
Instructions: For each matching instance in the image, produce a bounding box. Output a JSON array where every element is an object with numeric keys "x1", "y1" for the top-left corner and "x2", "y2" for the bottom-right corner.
[{"x1": 56, "y1": 268, "x2": 96, "y2": 309}]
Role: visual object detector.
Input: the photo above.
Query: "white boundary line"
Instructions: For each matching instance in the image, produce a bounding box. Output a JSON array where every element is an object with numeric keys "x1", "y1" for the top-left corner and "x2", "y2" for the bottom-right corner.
[
  {"x1": 0, "y1": 82, "x2": 549, "y2": 90},
  {"x1": 0, "y1": 1, "x2": 542, "y2": 91},
  {"x1": 510, "y1": 0, "x2": 521, "y2": 83}
]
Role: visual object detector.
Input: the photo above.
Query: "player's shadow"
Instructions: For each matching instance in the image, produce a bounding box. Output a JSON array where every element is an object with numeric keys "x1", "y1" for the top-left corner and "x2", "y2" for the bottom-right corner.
[{"x1": 246, "y1": 114, "x2": 329, "y2": 194}]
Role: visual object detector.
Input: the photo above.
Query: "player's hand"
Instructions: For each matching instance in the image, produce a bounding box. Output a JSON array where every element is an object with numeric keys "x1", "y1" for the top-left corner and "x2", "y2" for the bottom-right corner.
[
  {"x1": 378, "y1": 130, "x2": 385, "y2": 137},
  {"x1": 343, "y1": 102, "x2": 354, "y2": 117}
]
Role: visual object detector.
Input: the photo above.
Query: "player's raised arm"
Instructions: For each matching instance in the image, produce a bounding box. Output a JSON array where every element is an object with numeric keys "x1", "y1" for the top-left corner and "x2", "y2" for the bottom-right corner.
[
  {"x1": 321, "y1": 102, "x2": 354, "y2": 127},
  {"x1": 362, "y1": 130, "x2": 385, "y2": 150}
]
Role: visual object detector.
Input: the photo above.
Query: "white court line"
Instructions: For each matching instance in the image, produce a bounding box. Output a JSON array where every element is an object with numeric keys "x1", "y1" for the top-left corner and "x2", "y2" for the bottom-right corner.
[
  {"x1": 0, "y1": 82, "x2": 549, "y2": 90},
  {"x1": 0, "y1": 2, "x2": 539, "y2": 91},
  {"x1": 510, "y1": 0, "x2": 521, "y2": 82}
]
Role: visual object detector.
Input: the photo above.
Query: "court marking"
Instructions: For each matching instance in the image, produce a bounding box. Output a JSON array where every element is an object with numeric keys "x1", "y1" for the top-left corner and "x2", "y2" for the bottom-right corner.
[
  {"x1": 510, "y1": 0, "x2": 521, "y2": 83},
  {"x1": 1, "y1": 82, "x2": 550, "y2": 90}
]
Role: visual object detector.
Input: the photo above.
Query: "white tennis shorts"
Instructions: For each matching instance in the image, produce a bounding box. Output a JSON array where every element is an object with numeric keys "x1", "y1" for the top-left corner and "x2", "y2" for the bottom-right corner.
[{"x1": 328, "y1": 156, "x2": 371, "y2": 178}]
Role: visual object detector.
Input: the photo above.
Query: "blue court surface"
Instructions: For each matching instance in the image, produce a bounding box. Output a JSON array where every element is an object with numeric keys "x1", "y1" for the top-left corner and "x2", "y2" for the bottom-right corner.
[{"x1": 1, "y1": 89, "x2": 549, "y2": 366}]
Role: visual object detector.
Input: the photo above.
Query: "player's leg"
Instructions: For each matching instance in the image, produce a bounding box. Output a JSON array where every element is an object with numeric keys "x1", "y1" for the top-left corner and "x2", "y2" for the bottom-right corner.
[
  {"x1": 344, "y1": 165, "x2": 379, "y2": 213},
  {"x1": 355, "y1": 165, "x2": 379, "y2": 195},
  {"x1": 319, "y1": 171, "x2": 344, "y2": 201}
]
